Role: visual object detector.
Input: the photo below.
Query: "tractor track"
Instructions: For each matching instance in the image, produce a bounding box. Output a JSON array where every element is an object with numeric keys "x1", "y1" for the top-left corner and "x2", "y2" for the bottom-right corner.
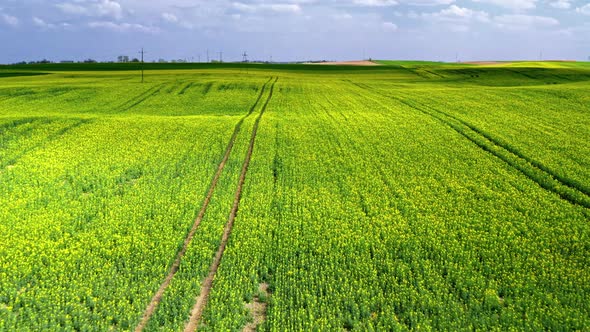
[
  {"x1": 1, "y1": 119, "x2": 91, "y2": 169},
  {"x1": 114, "y1": 83, "x2": 165, "y2": 113},
  {"x1": 0, "y1": 118, "x2": 39, "y2": 136},
  {"x1": 346, "y1": 80, "x2": 590, "y2": 209},
  {"x1": 179, "y1": 82, "x2": 195, "y2": 95},
  {"x1": 134, "y1": 77, "x2": 274, "y2": 332},
  {"x1": 183, "y1": 77, "x2": 278, "y2": 332}
]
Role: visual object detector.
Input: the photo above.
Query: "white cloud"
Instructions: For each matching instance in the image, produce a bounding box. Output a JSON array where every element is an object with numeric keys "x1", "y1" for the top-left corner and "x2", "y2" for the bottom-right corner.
[
  {"x1": 440, "y1": 5, "x2": 489, "y2": 21},
  {"x1": 413, "y1": 5, "x2": 561, "y2": 32},
  {"x1": 400, "y1": 0, "x2": 455, "y2": 5},
  {"x1": 56, "y1": 0, "x2": 123, "y2": 20},
  {"x1": 232, "y1": 2, "x2": 302, "y2": 13},
  {"x1": 472, "y1": 0, "x2": 537, "y2": 10},
  {"x1": 494, "y1": 14, "x2": 559, "y2": 29},
  {"x1": 421, "y1": 5, "x2": 490, "y2": 23},
  {"x1": 55, "y1": 3, "x2": 88, "y2": 15},
  {"x1": 96, "y1": 0, "x2": 123, "y2": 19},
  {"x1": 162, "y1": 12, "x2": 178, "y2": 23},
  {"x1": 88, "y1": 21, "x2": 157, "y2": 33},
  {"x1": 577, "y1": 4, "x2": 590, "y2": 15},
  {"x1": 1, "y1": 13, "x2": 19, "y2": 27},
  {"x1": 33, "y1": 17, "x2": 56, "y2": 29},
  {"x1": 269, "y1": 4, "x2": 302, "y2": 13},
  {"x1": 332, "y1": 12, "x2": 353, "y2": 19},
  {"x1": 549, "y1": 0, "x2": 570, "y2": 9},
  {"x1": 382, "y1": 21, "x2": 398, "y2": 31},
  {"x1": 352, "y1": 0, "x2": 398, "y2": 6}
]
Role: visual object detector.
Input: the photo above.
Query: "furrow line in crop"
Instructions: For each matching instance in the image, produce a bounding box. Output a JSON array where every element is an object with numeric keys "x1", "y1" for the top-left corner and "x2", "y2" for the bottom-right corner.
[
  {"x1": 1, "y1": 118, "x2": 91, "y2": 169},
  {"x1": 0, "y1": 117, "x2": 40, "y2": 136},
  {"x1": 179, "y1": 82, "x2": 195, "y2": 95},
  {"x1": 134, "y1": 77, "x2": 273, "y2": 332},
  {"x1": 120, "y1": 84, "x2": 166, "y2": 112},
  {"x1": 425, "y1": 111, "x2": 590, "y2": 209},
  {"x1": 428, "y1": 108, "x2": 590, "y2": 197},
  {"x1": 0, "y1": 122, "x2": 42, "y2": 151},
  {"x1": 396, "y1": 94, "x2": 590, "y2": 203},
  {"x1": 0, "y1": 93, "x2": 28, "y2": 103},
  {"x1": 113, "y1": 83, "x2": 164, "y2": 112},
  {"x1": 183, "y1": 77, "x2": 279, "y2": 332},
  {"x1": 508, "y1": 68, "x2": 538, "y2": 80},
  {"x1": 423, "y1": 69, "x2": 446, "y2": 78},
  {"x1": 166, "y1": 80, "x2": 185, "y2": 94},
  {"x1": 346, "y1": 81, "x2": 590, "y2": 209}
]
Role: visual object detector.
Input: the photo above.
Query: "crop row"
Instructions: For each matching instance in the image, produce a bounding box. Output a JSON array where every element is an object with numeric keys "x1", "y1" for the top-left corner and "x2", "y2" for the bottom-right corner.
[
  {"x1": 1, "y1": 68, "x2": 589, "y2": 331},
  {"x1": 0, "y1": 75, "x2": 271, "y2": 330},
  {"x1": 200, "y1": 77, "x2": 590, "y2": 330}
]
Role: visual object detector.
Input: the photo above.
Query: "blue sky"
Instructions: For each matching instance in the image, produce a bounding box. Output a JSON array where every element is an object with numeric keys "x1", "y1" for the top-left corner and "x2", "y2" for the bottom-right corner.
[{"x1": 0, "y1": 0, "x2": 589, "y2": 63}]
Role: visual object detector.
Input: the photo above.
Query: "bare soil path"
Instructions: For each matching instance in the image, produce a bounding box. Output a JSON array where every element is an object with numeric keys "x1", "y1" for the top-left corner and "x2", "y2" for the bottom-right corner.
[
  {"x1": 183, "y1": 77, "x2": 278, "y2": 332},
  {"x1": 134, "y1": 78, "x2": 273, "y2": 332},
  {"x1": 243, "y1": 283, "x2": 270, "y2": 332}
]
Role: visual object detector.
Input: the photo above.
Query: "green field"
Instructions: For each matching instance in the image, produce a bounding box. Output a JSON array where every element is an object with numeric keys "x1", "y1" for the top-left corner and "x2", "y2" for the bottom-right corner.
[{"x1": 1, "y1": 61, "x2": 589, "y2": 331}]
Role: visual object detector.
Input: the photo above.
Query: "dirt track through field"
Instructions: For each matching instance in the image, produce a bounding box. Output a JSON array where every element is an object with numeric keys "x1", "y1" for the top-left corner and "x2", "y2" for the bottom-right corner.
[
  {"x1": 134, "y1": 77, "x2": 273, "y2": 332},
  {"x1": 183, "y1": 77, "x2": 279, "y2": 332}
]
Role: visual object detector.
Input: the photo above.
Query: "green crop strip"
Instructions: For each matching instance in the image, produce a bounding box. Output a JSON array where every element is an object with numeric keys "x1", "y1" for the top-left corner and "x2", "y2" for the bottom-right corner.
[
  {"x1": 346, "y1": 80, "x2": 590, "y2": 210},
  {"x1": 1, "y1": 118, "x2": 91, "y2": 169},
  {"x1": 1, "y1": 64, "x2": 589, "y2": 331}
]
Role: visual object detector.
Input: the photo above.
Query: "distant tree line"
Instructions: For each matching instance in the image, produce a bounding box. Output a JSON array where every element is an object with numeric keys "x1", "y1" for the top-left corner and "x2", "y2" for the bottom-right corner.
[
  {"x1": 9, "y1": 55, "x2": 294, "y2": 65},
  {"x1": 117, "y1": 56, "x2": 140, "y2": 63},
  {"x1": 11, "y1": 59, "x2": 99, "y2": 65}
]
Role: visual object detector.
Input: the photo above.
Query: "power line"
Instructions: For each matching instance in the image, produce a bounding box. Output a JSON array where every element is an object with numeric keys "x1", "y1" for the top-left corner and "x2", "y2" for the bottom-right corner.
[{"x1": 139, "y1": 47, "x2": 147, "y2": 83}]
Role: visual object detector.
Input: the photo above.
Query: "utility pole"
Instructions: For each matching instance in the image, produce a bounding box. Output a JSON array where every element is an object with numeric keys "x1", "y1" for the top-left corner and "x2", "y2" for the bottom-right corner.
[
  {"x1": 139, "y1": 47, "x2": 147, "y2": 83},
  {"x1": 242, "y1": 51, "x2": 248, "y2": 63},
  {"x1": 206, "y1": 49, "x2": 209, "y2": 63},
  {"x1": 218, "y1": 51, "x2": 223, "y2": 63}
]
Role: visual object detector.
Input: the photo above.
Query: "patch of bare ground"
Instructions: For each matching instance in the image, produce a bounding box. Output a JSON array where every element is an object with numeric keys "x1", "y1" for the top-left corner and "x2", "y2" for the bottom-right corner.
[
  {"x1": 243, "y1": 283, "x2": 270, "y2": 332},
  {"x1": 308, "y1": 60, "x2": 380, "y2": 66}
]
